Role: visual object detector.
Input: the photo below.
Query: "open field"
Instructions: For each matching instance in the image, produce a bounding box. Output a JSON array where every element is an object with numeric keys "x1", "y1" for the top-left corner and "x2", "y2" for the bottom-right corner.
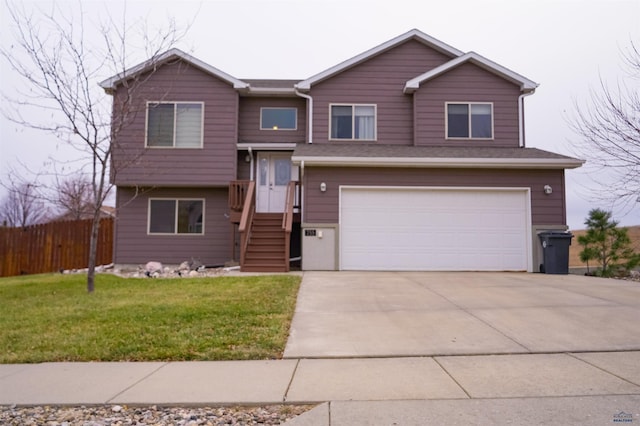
[
  {"x1": 0, "y1": 273, "x2": 301, "y2": 363},
  {"x1": 568, "y1": 225, "x2": 640, "y2": 268}
]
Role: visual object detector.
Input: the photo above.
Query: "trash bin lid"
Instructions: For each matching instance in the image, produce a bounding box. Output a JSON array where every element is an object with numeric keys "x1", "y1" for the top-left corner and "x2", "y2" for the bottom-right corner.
[{"x1": 539, "y1": 231, "x2": 573, "y2": 238}]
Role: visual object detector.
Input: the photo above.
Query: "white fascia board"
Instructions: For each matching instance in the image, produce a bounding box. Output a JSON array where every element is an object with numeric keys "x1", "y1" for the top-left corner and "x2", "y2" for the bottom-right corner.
[
  {"x1": 291, "y1": 156, "x2": 584, "y2": 169},
  {"x1": 100, "y1": 48, "x2": 248, "y2": 91},
  {"x1": 237, "y1": 143, "x2": 298, "y2": 150},
  {"x1": 295, "y1": 29, "x2": 463, "y2": 91},
  {"x1": 404, "y1": 52, "x2": 539, "y2": 94},
  {"x1": 245, "y1": 87, "x2": 297, "y2": 96}
]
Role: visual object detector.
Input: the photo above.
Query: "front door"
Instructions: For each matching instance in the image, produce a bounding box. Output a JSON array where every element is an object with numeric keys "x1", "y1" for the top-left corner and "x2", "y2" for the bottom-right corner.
[{"x1": 256, "y1": 153, "x2": 292, "y2": 213}]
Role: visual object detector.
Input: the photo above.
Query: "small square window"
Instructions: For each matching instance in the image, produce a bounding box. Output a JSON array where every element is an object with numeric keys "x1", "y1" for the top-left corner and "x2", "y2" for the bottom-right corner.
[
  {"x1": 260, "y1": 108, "x2": 297, "y2": 130},
  {"x1": 146, "y1": 102, "x2": 203, "y2": 147},
  {"x1": 446, "y1": 103, "x2": 493, "y2": 139},
  {"x1": 330, "y1": 104, "x2": 376, "y2": 140}
]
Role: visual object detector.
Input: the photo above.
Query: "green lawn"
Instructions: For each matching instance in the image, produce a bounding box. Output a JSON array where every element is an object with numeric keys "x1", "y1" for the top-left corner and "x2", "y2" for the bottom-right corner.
[{"x1": 0, "y1": 273, "x2": 301, "y2": 363}]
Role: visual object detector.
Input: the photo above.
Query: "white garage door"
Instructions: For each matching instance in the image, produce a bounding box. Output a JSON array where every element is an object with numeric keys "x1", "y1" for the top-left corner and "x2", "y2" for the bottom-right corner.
[{"x1": 340, "y1": 187, "x2": 531, "y2": 271}]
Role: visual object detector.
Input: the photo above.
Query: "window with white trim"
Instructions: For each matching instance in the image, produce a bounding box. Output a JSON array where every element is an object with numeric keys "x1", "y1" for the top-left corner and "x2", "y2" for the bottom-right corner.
[
  {"x1": 330, "y1": 104, "x2": 376, "y2": 140},
  {"x1": 148, "y1": 199, "x2": 204, "y2": 234},
  {"x1": 146, "y1": 102, "x2": 203, "y2": 148},
  {"x1": 260, "y1": 108, "x2": 297, "y2": 130},
  {"x1": 446, "y1": 103, "x2": 493, "y2": 139}
]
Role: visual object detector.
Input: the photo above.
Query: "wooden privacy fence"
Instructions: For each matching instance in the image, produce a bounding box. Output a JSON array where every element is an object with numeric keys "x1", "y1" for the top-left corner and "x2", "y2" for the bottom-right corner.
[{"x1": 0, "y1": 218, "x2": 114, "y2": 277}]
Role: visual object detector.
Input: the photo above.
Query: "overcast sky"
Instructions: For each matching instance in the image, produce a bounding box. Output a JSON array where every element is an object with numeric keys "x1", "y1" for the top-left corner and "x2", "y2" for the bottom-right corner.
[{"x1": 1, "y1": 0, "x2": 639, "y2": 229}]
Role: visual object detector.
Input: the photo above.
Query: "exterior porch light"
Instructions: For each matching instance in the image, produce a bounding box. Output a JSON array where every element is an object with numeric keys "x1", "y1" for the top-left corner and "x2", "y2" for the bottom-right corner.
[
  {"x1": 320, "y1": 182, "x2": 327, "y2": 192},
  {"x1": 544, "y1": 185, "x2": 553, "y2": 195}
]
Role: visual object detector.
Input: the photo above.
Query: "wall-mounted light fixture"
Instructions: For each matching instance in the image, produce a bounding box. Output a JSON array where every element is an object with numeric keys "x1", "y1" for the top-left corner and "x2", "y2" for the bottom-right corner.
[
  {"x1": 543, "y1": 185, "x2": 553, "y2": 195},
  {"x1": 244, "y1": 154, "x2": 251, "y2": 163},
  {"x1": 320, "y1": 182, "x2": 327, "y2": 192}
]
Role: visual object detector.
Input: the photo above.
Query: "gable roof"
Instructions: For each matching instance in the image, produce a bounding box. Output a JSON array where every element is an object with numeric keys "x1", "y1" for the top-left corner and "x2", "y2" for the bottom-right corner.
[
  {"x1": 99, "y1": 48, "x2": 249, "y2": 92},
  {"x1": 292, "y1": 144, "x2": 583, "y2": 169},
  {"x1": 101, "y1": 31, "x2": 537, "y2": 97},
  {"x1": 294, "y1": 29, "x2": 464, "y2": 91},
  {"x1": 404, "y1": 51, "x2": 538, "y2": 93}
]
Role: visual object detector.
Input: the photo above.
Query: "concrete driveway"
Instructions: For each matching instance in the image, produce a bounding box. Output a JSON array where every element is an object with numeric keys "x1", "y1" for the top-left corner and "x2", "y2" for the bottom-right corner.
[{"x1": 284, "y1": 271, "x2": 640, "y2": 358}]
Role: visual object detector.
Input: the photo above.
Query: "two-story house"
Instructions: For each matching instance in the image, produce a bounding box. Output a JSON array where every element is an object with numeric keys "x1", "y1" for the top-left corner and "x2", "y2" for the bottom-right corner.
[{"x1": 100, "y1": 29, "x2": 583, "y2": 273}]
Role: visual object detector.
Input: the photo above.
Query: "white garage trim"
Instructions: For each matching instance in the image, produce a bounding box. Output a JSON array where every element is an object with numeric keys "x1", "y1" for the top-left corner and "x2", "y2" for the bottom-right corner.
[{"x1": 339, "y1": 186, "x2": 532, "y2": 272}]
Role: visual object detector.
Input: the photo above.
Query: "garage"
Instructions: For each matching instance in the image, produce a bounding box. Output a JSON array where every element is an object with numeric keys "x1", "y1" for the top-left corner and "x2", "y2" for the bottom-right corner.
[{"x1": 339, "y1": 186, "x2": 531, "y2": 271}]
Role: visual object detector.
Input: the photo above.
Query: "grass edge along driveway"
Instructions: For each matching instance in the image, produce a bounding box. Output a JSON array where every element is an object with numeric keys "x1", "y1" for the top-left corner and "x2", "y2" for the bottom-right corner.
[{"x1": 0, "y1": 273, "x2": 301, "y2": 363}]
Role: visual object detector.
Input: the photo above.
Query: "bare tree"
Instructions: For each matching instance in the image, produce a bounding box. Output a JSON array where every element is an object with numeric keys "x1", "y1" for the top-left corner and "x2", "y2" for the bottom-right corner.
[
  {"x1": 52, "y1": 176, "x2": 98, "y2": 220},
  {"x1": 0, "y1": 175, "x2": 49, "y2": 227},
  {"x1": 569, "y1": 41, "x2": 640, "y2": 213},
  {"x1": 1, "y1": 1, "x2": 189, "y2": 292}
]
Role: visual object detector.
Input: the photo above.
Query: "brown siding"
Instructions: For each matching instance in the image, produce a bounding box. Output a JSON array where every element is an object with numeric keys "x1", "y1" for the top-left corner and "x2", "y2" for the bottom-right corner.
[
  {"x1": 238, "y1": 97, "x2": 307, "y2": 143},
  {"x1": 111, "y1": 61, "x2": 238, "y2": 187},
  {"x1": 114, "y1": 187, "x2": 231, "y2": 265},
  {"x1": 414, "y1": 62, "x2": 522, "y2": 147},
  {"x1": 309, "y1": 40, "x2": 452, "y2": 145},
  {"x1": 303, "y1": 167, "x2": 566, "y2": 225},
  {"x1": 236, "y1": 151, "x2": 251, "y2": 181}
]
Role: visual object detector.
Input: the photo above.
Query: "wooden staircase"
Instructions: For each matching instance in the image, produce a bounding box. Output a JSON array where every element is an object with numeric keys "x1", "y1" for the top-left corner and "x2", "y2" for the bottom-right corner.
[{"x1": 242, "y1": 213, "x2": 288, "y2": 272}]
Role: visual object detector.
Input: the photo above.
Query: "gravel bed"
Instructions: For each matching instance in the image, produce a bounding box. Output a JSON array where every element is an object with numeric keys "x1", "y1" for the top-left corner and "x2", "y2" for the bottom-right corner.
[{"x1": 0, "y1": 404, "x2": 314, "y2": 425}]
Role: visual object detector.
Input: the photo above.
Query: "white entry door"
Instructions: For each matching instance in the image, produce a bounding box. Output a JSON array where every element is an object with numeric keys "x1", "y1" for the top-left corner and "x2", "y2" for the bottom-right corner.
[{"x1": 256, "y1": 153, "x2": 292, "y2": 213}]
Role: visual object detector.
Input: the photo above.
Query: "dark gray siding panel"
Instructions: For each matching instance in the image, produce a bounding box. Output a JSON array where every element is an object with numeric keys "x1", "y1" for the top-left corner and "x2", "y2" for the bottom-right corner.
[
  {"x1": 304, "y1": 167, "x2": 566, "y2": 225},
  {"x1": 238, "y1": 97, "x2": 307, "y2": 143},
  {"x1": 112, "y1": 61, "x2": 238, "y2": 186},
  {"x1": 114, "y1": 187, "x2": 231, "y2": 265},
  {"x1": 309, "y1": 40, "x2": 452, "y2": 145},
  {"x1": 414, "y1": 62, "x2": 522, "y2": 147}
]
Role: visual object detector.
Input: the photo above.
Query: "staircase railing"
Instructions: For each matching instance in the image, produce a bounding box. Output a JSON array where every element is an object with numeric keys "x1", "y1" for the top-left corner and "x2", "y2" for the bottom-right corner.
[
  {"x1": 282, "y1": 181, "x2": 298, "y2": 272},
  {"x1": 229, "y1": 180, "x2": 250, "y2": 213},
  {"x1": 239, "y1": 181, "x2": 256, "y2": 269}
]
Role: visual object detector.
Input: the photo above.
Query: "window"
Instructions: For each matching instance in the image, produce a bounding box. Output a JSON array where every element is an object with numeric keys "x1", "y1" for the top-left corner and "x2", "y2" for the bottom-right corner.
[
  {"x1": 260, "y1": 108, "x2": 297, "y2": 130},
  {"x1": 330, "y1": 104, "x2": 376, "y2": 140},
  {"x1": 148, "y1": 199, "x2": 204, "y2": 234},
  {"x1": 446, "y1": 103, "x2": 493, "y2": 139},
  {"x1": 146, "y1": 102, "x2": 203, "y2": 147}
]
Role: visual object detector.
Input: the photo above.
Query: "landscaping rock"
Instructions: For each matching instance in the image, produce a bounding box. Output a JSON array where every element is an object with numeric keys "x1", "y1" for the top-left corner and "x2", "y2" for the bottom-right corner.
[
  {"x1": 145, "y1": 261, "x2": 163, "y2": 274},
  {"x1": 189, "y1": 258, "x2": 203, "y2": 270},
  {"x1": 0, "y1": 405, "x2": 312, "y2": 425},
  {"x1": 178, "y1": 260, "x2": 191, "y2": 272}
]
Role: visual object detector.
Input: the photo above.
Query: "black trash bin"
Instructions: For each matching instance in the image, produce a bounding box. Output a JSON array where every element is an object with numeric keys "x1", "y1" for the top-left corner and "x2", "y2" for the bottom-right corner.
[{"x1": 538, "y1": 231, "x2": 573, "y2": 274}]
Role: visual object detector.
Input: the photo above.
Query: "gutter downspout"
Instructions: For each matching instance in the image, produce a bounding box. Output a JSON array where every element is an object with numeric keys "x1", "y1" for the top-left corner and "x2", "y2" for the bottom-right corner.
[
  {"x1": 295, "y1": 90, "x2": 313, "y2": 144},
  {"x1": 518, "y1": 91, "x2": 535, "y2": 147},
  {"x1": 248, "y1": 147, "x2": 254, "y2": 181},
  {"x1": 300, "y1": 160, "x2": 305, "y2": 223}
]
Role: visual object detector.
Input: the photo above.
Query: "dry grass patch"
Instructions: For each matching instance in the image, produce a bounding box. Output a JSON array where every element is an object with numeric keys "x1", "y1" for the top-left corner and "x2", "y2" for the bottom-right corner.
[{"x1": 569, "y1": 225, "x2": 640, "y2": 268}]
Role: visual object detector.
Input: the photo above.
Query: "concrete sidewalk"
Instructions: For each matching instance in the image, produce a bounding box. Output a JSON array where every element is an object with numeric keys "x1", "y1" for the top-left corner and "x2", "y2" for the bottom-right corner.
[
  {"x1": 2, "y1": 352, "x2": 639, "y2": 424},
  {"x1": 2, "y1": 272, "x2": 639, "y2": 424}
]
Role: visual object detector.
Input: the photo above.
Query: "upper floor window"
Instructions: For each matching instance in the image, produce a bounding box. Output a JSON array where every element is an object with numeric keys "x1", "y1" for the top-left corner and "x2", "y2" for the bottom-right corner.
[
  {"x1": 260, "y1": 108, "x2": 297, "y2": 130},
  {"x1": 446, "y1": 103, "x2": 493, "y2": 139},
  {"x1": 146, "y1": 102, "x2": 203, "y2": 148},
  {"x1": 148, "y1": 198, "x2": 204, "y2": 234},
  {"x1": 330, "y1": 104, "x2": 376, "y2": 140}
]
